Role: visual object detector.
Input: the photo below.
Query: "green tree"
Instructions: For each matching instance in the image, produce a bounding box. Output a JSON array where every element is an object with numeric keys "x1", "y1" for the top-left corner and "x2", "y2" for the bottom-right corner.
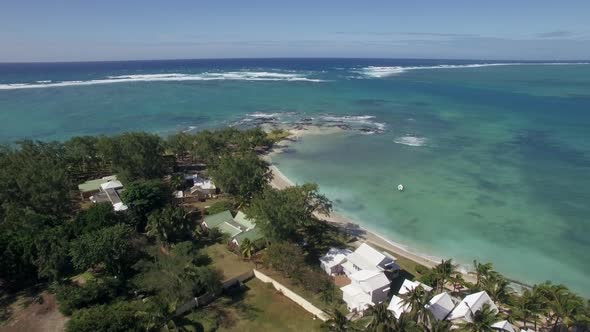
[
  {"x1": 537, "y1": 282, "x2": 584, "y2": 331},
  {"x1": 322, "y1": 308, "x2": 353, "y2": 332},
  {"x1": 432, "y1": 259, "x2": 458, "y2": 293},
  {"x1": 512, "y1": 287, "x2": 544, "y2": 330},
  {"x1": 100, "y1": 132, "x2": 166, "y2": 181},
  {"x1": 390, "y1": 313, "x2": 421, "y2": 332},
  {"x1": 132, "y1": 242, "x2": 221, "y2": 307},
  {"x1": 121, "y1": 179, "x2": 171, "y2": 230},
  {"x1": 0, "y1": 140, "x2": 73, "y2": 217},
  {"x1": 471, "y1": 260, "x2": 493, "y2": 288},
  {"x1": 400, "y1": 285, "x2": 433, "y2": 324},
  {"x1": 480, "y1": 272, "x2": 513, "y2": 305},
  {"x1": 34, "y1": 226, "x2": 71, "y2": 281},
  {"x1": 426, "y1": 319, "x2": 452, "y2": 332},
  {"x1": 166, "y1": 132, "x2": 193, "y2": 159},
  {"x1": 457, "y1": 303, "x2": 497, "y2": 332},
  {"x1": 366, "y1": 302, "x2": 395, "y2": 332},
  {"x1": 209, "y1": 151, "x2": 271, "y2": 203},
  {"x1": 72, "y1": 202, "x2": 128, "y2": 235},
  {"x1": 146, "y1": 206, "x2": 192, "y2": 245},
  {"x1": 66, "y1": 301, "x2": 147, "y2": 332},
  {"x1": 247, "y1": 183, "x2": 332, "y2": 242},
  {"x1": 239, "y1": 238, "x2": 255, "y2": 259},
  {"x1": 69, "y1": 224, "x2": 136, "y2": 276},
  {"x1": 64, "y1": 136, "x2": 101, "y2": 176}
]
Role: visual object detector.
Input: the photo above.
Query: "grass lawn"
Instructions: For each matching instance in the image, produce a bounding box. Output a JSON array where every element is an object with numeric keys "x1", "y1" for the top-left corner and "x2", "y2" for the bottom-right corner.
[
  {"x1": 185, "y1": 279, "x2": 323, "y2": 332},
  {"x1": 204, "y1": 243, "x2": 255, "y2": 281}
]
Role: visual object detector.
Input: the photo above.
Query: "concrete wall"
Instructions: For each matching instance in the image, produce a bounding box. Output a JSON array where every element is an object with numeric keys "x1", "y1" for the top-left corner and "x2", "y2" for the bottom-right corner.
[{"x1": 253, "y1": 269, "x2": 330, "y2": 321}]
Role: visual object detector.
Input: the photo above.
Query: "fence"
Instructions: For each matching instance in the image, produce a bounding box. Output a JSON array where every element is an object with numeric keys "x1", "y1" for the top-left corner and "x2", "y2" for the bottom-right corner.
[{"x1": 253, "y1": 269, "x2": 330, "y2": 321}]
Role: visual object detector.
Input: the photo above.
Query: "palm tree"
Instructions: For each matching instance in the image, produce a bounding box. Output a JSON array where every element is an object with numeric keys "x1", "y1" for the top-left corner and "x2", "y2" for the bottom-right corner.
[
  {"x1": 322, "y1": 309, "x2": 353, "y2": 332},
  {"x1": 458, "y1": 303, "x2": 498, "y2": 332},
  {"x1": 471, "y1": 260, "x2": 493, "y2": 287},
  {"x1": 170, "y1": 174, "x2": 184, "y2": 190},
  {"x1": 539, "y1": 283, "x2": 584, "y2": 331},
  {"x1": 512, "y1": 288, "x2": 543, "y2": 329},
  {"x1": 399, "y1": 285, "x2": 433, "y2": 324},
  {"x1": 433, "y1": 259, "x2": 459, "y2": 292},
  {"x1": 480, "y1": 272, "x2": 513, "y2": 305},
  {"x1": 425, "y1": 319, "x2": 452, "y2": 332},
  {"x1": 239, "y1": 238, "x2": 255, "y2": 259},
  {"x1": 366, "y1": 302, "x2": 395, "y2": 332},
  {"x1": 389, "y1": 313, "x2": 421, "y2": 332}
]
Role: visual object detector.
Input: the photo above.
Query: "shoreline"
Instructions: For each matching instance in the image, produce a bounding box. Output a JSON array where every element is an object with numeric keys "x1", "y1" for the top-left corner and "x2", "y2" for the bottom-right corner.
[{"x1": 263, "y1": 126, "x2": 444, "y2": 271}]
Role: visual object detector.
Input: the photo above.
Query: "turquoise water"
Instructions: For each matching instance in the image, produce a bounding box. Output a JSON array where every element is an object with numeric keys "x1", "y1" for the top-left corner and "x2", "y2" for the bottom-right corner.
[{"x1": 1, "y1": 59, "x2": 589, "y2": 295}]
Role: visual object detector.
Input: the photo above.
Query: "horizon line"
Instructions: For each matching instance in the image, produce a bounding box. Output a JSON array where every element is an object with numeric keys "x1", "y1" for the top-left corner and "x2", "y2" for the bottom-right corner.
[{"x1": 2, "y1": 56, "x2": 590, "y2": 65}]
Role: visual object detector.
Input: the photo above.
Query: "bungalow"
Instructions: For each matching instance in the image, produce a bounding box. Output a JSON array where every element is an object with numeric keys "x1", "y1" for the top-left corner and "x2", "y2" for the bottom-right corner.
[
  {"x1": 320, "y1": 248, "x2": 353, "y2": 276},
  {"x1": 186, "y1": 174, "x2": 217, "y2": 197},
  {"x1": 341, "y1": 243, "x2": 400, "y2": 276},
  {"x1": 447, "y1": 291, "x2": 498, "y2": 323},
  {"x1": 426, "y1": 292, "x2": 455, "y2": 321},
  {"x1": 202, "y1": 210, "x2": 265, "y2": 248},
  {"x1": 77, "y1": 175, "x2": 117, "y2": 199},
  {"x1": 387, "y1": 279, "x2": 434, "y2": 318},
  {"x1": 85, "y1": 178, "x2": 128, "y2": 211},
  {"x1": 492, "y1": 320, "x2": 516, "y2": 332},
  {"x1": 341, "y1": 270, "x2": 391, "y2": 313}
]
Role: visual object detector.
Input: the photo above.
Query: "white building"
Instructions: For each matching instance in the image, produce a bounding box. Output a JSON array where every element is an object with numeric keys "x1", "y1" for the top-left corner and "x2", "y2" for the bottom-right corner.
[
  {"x1": 90, "y1": 179, "x2": 128, "y2": 211},
  {"x1": 341, "y1": 243, "x2": 399, "y2": 276},
  {"x1": 426, "y1": 292, "x2": 455, "y2": 321},
  {"x1": 341, "y1": 270, "x2": 391, "y2": 313},
  {"x1": 447, "y1": 291, "x2": 498, "y2": 323},
  {"x1": 491, "y1": 320, "x2": 516, "y2": 332},
  {"x1": 387, "y1": 279, "x2": 433, "y2": 318},
  {"x1": 320, "y1": 248, "x2": 353, "y2": 276}
]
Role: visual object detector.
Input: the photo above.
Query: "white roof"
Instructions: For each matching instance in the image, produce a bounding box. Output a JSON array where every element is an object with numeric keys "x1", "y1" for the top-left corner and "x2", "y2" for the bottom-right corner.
[
  {"x1": 100, "y1": 180, "x2": 123, "y2": 190},
  {"x1": 113, "y1": 202, "x2": 128, "y2": 211},
  {"x1": 448, "y1": 291, "x2": 498, "y2": 322},
  {"x1": 398, "y1": 279, "x2": 433, "y2": 295},
  {"x1": 350, "y1": 270, "x2": 390, "y2": 293},
  {"x1": 320, "y1": 248, "x2": 353, "y2": 269},
  {"x1": 492, "y1": 320, "x2": 515, "y2": 332},
  {"x1": 387, "y1": 295, "x2": 409, "y2": 318},
  {"x1": 427, "y1": 292, "x2": 455, "y2": 321},
  {"x1": 175, "y1": 190, "x2": 184, "y2": 198},
  {"x1": 341, "y1": 284, "x2": 373, "y2": 311},
  {"x1": 347, "y1": 243, "x2": 395, "y2": 271}
]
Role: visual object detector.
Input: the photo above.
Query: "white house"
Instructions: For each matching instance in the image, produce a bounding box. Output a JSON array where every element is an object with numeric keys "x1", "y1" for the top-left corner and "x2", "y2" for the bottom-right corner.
[
  {"x1": 341, "y1": 243, "x2": 399, "y2": 276},
  {"x1": 387, "y1": 279, "x2": 433, "y2": 318},
  {"x1": 341, "y1": 270, "x2": 391, "y2": 313},
  {"x1": 426, "y1": 292, "x2": 455, "y2": 321},
  {"x1": 491, "y1": 320, "x2": 516, "y2": 332},
  {"x1": 320, "y1": 248, "x2": 353, "y2": 276},
  {"x1": 447, "y1": 291, "x2": 498, "y2": 323},
  {"x1": 90, "y1": 179, "x2": 128, "y2": 211}
]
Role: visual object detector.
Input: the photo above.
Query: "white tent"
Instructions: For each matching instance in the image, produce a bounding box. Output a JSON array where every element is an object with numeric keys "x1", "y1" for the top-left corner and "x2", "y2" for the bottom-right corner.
[
  {"x1": 426, "y1": 292, "x2": 455, "y2": 321},
  {"x1": 448, "y1": 291, "x2": 498, "y2": 323}
]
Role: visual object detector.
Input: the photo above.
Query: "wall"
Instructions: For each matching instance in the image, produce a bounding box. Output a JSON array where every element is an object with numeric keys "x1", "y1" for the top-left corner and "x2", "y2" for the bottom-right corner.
[{"x1": 253, "y1": 269, "x2": 330, "y2": 321}]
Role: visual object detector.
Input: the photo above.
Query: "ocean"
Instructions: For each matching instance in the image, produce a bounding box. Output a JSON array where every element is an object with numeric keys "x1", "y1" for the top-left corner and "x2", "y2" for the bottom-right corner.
[{"x1": 1, "y1": 58, "x2": 589, "y2": 295}]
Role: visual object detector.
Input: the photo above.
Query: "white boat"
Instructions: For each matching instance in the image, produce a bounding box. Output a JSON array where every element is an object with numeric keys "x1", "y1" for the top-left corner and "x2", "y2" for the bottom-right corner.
[{"x1": 397, "y1": 184, "x2": 404, "y2": 191}]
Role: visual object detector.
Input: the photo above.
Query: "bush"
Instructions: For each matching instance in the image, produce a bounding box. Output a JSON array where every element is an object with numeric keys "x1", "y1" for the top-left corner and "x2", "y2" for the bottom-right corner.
[
  {"x1": 66, "y1": 301, "x2": 146, "y2": 332},
  {"x1": 55, "y1": 278, "x2": 123, "y2": 315},
  {"x1": 206, "y1": 200, "x2": 234, "y2": 215}
]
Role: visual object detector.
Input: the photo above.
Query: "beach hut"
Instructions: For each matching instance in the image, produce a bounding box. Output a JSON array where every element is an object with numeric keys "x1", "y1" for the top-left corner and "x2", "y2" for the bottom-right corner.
[
  {"x1": 341, "y1": 270, "x2": 391, "y2": 314},
  {"x1": 426, "y1": 292, "x2": 455, "y2": 321},
  {"x1": 491, "y1": 320, "x2": 516, "y2": 332},
  {"x1": 387, "y1": 279, "x2": 434, "y2": 318},
  {"x1": 447, "y1": 291, "x2": 498, "y2": 323},
  {"x1": 341, "y1": 243, "x2": 399, "y2": 276}
]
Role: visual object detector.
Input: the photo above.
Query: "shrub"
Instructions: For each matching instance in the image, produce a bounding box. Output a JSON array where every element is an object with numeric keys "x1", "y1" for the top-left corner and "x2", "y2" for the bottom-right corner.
[{"x1": 54, "y1": 277, "x2": 123, "y2": 315}]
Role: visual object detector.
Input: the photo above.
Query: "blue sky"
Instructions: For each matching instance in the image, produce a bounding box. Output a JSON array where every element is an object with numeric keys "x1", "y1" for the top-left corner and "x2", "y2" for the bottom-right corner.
[{"x1": 1, "y1": 0, "x2": 589, "y2": 62}]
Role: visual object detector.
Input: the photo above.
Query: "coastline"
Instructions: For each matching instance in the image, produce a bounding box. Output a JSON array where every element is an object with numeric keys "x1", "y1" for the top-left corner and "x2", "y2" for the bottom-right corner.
[{"x1": 263, "y1": 127, "x2": 444, "y2": 271}]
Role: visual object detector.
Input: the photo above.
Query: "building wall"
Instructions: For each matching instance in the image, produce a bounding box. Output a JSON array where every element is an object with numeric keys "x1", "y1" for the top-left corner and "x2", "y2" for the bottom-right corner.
[{"x1": 253, "y1": 269, "x2": 329, "y2": 321}]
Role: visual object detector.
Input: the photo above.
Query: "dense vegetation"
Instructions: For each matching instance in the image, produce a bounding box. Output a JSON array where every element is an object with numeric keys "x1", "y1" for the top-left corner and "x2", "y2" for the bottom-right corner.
[
  {"x1": 0, "y1": 127, "x2": 277, "y2": 331},
  {"x1": 1, "y1": 126, "x2": 588, "y2": 332}
]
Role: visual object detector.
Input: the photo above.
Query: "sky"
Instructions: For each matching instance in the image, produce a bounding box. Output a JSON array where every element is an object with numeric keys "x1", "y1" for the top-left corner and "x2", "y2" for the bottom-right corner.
[{"x1": 1, "y1": 0, "x2": 589, "y2": 62}]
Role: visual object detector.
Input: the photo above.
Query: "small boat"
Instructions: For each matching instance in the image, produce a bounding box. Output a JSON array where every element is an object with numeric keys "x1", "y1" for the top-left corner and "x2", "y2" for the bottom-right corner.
[{"x1": 397, "y1": 184, "x2": 404, "y2": 191}]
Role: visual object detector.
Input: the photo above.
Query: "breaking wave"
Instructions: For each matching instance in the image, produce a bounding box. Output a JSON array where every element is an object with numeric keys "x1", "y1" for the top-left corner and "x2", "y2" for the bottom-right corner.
[
  {"x1": 394, "y1": 136, "x2": 427, "y2": 147},
  {"x1": 356, "y1": 62, "x2": 590, "y2": 78},
  {"x1": 0, "y1": 71, "x2": 325, "y2": 90}
]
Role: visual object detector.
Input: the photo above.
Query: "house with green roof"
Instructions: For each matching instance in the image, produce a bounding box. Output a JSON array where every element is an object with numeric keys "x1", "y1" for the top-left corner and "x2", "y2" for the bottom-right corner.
[
  {"x1": 77, "y1": 175, "x2": 117, "y2": 198},
  {"x1": 201, "y1": 210, "x2": 265, "y2": 248}
]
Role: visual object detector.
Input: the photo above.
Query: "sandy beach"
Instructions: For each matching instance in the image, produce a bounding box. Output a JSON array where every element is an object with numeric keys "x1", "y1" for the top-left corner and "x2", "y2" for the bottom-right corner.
[{"x1": 264, "y1": 126, "x2": 442, "y2": 271}]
